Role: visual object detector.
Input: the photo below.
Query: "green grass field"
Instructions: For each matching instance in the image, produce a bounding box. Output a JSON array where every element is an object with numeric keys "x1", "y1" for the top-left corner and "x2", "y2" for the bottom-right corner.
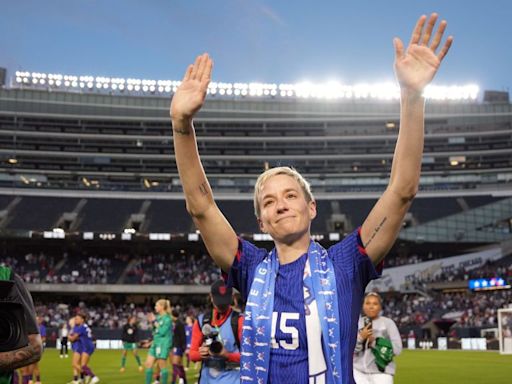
[{"x1": 32, "y1": 349, "x2": 512, "y2": 383}]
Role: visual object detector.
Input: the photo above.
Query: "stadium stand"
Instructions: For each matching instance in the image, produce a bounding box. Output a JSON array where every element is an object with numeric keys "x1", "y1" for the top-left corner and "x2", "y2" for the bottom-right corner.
[{"x1": 1, "y1": 69, "x2": 511, "y2": 350}]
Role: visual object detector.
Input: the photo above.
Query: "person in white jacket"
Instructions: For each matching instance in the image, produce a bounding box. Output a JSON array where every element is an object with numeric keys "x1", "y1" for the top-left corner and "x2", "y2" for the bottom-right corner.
[{"x1": 353, "y1": 292, "x2": 402, "y2": 384}]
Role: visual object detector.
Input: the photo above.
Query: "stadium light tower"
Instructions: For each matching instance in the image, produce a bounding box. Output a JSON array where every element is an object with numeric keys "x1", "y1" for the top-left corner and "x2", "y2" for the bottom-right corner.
[{"x1": 12, "y1": 70, "x2": 480, "y2": 101}]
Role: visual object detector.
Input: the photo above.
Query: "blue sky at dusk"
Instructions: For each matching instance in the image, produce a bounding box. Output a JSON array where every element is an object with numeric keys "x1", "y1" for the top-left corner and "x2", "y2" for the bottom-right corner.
[{"x1": 1, "y1": 0, "x2": 511, "y2": 92}]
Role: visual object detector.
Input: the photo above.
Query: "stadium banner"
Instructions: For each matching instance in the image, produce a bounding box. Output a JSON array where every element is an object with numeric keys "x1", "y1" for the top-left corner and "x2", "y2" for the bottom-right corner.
[
  {"x1": 437, "y1": 337, "x2": 448, "y2": 350},
  {"x1": 461, "y1": 338, "x2": 486, "y2": 351},
  {"x1": 367, "y1": 247, "x2": 503, "y2": 292}
]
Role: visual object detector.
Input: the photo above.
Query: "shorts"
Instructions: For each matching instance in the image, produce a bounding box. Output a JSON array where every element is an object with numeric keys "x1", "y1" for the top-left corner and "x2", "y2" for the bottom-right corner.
[
  {"x1": 82, "y1": 343, "x2": 95, "y2": 356},
  {"x1": 72, "y1": 343, "x2": 82, "y2": 354},
  {"x1": 149, "y1": 341, "x2": 171, "y2": 360},
  {"x1": 173, "y1": 347, "x2": 184, "y2": 357},
  {"x1": 123, "y1": 342, "x2": 137, "y2": 350}
]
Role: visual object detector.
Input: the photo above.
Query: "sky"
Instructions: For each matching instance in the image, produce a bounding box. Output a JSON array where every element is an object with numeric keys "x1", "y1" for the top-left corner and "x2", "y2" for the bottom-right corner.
[{"x1": 1, "y1": 0, "x2": 511, "y2": 92}]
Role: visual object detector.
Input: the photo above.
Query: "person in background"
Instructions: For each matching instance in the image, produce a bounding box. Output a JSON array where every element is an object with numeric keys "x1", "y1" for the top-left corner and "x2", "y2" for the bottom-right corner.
[
  {"x1": 120, "y1": 315, "x2": 143, "y2": 373},
  {"x1": 353, "y1": 292, "x2": 402, "y2": 384},
  {"x1": 67, "y1": 317, "x2": 82, "y2": 384},
  {"x1": 170, "y1": 309, "x2": 187, "y2": 384},
  {"x1": 189, "y1": 280, "x2": 242, "y2": 384},
  {"x1": 59, "y1": 323, "x2": 69, "y2": 359},
  {"x1": 69, "y1": 313, "x2": 99, "y2": 384},
  {"x1": 144, "y1": 299, "x2": 173, "y2": 384},
  {"x1": 184, "y1": 316, "x2": 195, "y2": 371}
]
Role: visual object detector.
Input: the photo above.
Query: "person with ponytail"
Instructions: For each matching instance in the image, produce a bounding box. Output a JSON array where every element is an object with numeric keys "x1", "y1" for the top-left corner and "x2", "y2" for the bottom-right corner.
[
  {"x1": 144, "y1": 299, "x2": 173, "y2": 384},
  {"x1": 68, "y1": 313, "x2": 99, "y2": 384}
]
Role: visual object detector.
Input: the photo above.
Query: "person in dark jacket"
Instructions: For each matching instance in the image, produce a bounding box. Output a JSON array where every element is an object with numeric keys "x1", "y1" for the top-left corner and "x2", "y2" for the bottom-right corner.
[
  {"x1": 120, "y1": 316, "x2": 143, "y2": 373},
  {"x1": 170, "y1": 309, "x2": 187, "y2": 384}
]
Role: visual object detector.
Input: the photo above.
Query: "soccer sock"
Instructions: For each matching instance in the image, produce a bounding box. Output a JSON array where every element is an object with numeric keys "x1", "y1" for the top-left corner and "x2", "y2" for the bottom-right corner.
[
  {"x1": 178, "y1": 365, "x2": 187, "y2": 382},
  {"x1": 73, "y1": 375, "x2": 78, "y2": 381},
  {"x1": 121, "y1": 356, "x2": 127, "y2": 368},
  {"x1": 35, "y1": 376, "x2": 40, "y2": 382},
  {"x1": 22, "y1": 375, "x2": 31, "y2": 384},
  {"x1": 135, "y1": 354, "x2": 142, "y2": 366},
  {"x1": 160, "y1": 368, "x2": 169, "y2": 384},
  {"x1": 145, "y1": 368, "x2": 153, "y2": 384},
  {"x1": 172, "y1": 364, "x2": 178, "y2": 383},
  {"x1": 82, "y1": 365, "x2": 95, "y2": 377}
]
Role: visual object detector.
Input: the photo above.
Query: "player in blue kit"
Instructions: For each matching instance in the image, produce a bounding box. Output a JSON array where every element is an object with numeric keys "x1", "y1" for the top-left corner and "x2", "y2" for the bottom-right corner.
[
  {"x1": 184, "y1": 315, "x2": 194, "y2": 371},
  {"x1": 69, "y1": 313, "x2": 100, "y2": 384},
  {"x1": 171, "y1": 13, "x2": 452, "y2": 384},
  {"x1": 68, "y1": 318, "x2": 82, "y2": 384}
]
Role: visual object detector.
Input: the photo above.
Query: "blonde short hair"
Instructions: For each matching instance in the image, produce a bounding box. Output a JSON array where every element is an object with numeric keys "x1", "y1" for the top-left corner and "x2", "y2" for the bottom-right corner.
[{"x1": 253, "y1": 167, "x2": 314, "y2": 219}]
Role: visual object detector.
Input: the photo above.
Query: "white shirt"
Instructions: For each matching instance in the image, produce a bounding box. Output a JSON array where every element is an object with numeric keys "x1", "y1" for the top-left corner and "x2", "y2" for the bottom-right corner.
[{"x1": 353, "y1": 315, "x2": 402, "y2": 376}]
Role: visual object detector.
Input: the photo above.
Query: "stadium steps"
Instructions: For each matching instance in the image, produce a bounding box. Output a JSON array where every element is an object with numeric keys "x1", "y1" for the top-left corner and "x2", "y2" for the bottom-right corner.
[
  {"x1": 399, "y1": 197, "x2": 512, "y2": 243},
  {"x1": 116, "y1": 258, "x2": 139, "y2": 284}
]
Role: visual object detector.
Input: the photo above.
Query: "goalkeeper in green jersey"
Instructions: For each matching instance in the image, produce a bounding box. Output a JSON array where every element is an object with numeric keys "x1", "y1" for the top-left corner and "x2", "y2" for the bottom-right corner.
[{"x1": 144, "y1": 299, "x2": 173, "y2": 384}]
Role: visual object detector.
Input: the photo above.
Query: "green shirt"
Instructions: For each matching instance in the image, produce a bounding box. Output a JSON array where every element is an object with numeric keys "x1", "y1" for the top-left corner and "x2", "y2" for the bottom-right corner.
[{"x1": 152, "y1": 313, "x2": 173, "y2": 345}]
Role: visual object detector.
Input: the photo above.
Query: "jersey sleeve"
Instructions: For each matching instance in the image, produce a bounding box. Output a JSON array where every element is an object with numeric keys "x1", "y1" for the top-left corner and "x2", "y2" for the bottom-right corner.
[
  {"x1": 225, "y1": 238, "x2": 267, "y2": 301},
  {"x1": 386, "y1": 317, "x2": 403, "y2": 356},
  {"x1": 328, "y1": 227, "x2": 380, "y2": 287},
  {"x1": 189, "y1": 320, "x2": 203, "y2": 362}
]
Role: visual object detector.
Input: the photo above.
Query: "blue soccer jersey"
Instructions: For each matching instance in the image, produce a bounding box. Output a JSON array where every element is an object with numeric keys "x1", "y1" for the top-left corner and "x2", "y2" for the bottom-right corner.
[
  {"x1": 75, "y1": 324, "x2": 95, "y2": 354},
  {"x1": 71, "y1": 325, "x2": 82, "y2": 353},
  {"x1": 185, "y1": 324, "x2": 192, "y2": 348},
  {"x1": 227, "y1": 228, "x2": 379, "y2": 384}
]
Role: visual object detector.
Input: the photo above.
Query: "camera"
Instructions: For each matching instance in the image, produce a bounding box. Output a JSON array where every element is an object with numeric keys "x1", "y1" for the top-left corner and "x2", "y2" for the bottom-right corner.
[
  {"x1": 363, "y1": 316, "x2": 372, "y2": 329},
  {"x1": 201, "y1": 324, "x2": 224, "y2": 355},
  {"x1": 0, "y1": 279, "x2": 29, "y2": 353}
]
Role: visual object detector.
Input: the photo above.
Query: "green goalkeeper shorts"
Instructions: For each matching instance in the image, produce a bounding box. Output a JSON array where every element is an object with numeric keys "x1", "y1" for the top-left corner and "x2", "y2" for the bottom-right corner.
[
  {"x1": 123, "y1": 342, "x2": 137, "y2": 350},
  {"x1": 148, "y1": 340, "x2": 171, "y2": 359}
]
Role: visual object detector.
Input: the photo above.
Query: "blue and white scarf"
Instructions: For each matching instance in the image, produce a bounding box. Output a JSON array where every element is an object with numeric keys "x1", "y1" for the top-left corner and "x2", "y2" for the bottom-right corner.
[{"x1": 241, "y1": 241, "x2": 342, "y2": 384}]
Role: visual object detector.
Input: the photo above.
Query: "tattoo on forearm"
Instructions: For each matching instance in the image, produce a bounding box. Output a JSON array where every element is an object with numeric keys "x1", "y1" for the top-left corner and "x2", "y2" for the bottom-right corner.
[
  {"x1": 364, "y1": 217, "x2": 387, "y2": 248},
  {"x1": 198, "y1": 181, "x2": 209, "y2": 196},
  {"x1": 0, "y1": 343, "x2": 41, "y2": 372},
  {"x1": 173, "y1": 127, "x2": 191, "y2": 136}
]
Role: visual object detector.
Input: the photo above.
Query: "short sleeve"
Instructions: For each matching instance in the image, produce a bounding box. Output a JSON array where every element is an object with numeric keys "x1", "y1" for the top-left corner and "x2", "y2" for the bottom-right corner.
[
  {"x1": 225, "y1": 238, "x2": 267, "y2": 302},
  {"x1": 328, "y1": 227, "x2": 380, "y2": 287},
  {"x1": 14, "y1": 273, "x2": 39, "y2": 335}
]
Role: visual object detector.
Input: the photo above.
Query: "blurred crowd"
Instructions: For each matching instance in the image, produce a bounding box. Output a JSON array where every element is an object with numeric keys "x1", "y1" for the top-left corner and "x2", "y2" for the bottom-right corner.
[
  {"x1": 34, "y1": 300, "x2": 205, "y2": 330},
  {"x1": 1, "y1": 251, "x2": 221, "y2": 285},
  {"x1": 382, "y1": 289, "x2": 512, "y2": 328}
]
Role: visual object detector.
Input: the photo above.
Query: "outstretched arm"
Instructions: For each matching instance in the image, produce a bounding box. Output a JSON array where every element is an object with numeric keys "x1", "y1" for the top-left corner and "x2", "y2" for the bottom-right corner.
[
  {"x1": 171, "y1": 53, "x2": 238, "y2": 272},
  {"x1": 361, "y1": 14, "x2": 453, "y2": 264}
]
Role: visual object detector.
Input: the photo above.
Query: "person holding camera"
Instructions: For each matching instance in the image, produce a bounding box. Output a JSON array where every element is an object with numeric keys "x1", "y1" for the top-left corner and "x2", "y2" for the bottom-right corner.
[
  {"x1": 189, "y1": 280, "x2": 242, "y2": 384},
  {"x1": 0, "y1": 266, "x2": 42, "y2": 384},
  {"x1": 353, "y1": 292, "x2": 402, "y2": 384}
]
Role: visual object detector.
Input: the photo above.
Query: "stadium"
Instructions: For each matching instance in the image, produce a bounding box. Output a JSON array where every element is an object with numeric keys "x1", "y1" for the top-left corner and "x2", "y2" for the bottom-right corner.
[{"x1": 1, "y1": 64, "x2": 511, "y2": 384}]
